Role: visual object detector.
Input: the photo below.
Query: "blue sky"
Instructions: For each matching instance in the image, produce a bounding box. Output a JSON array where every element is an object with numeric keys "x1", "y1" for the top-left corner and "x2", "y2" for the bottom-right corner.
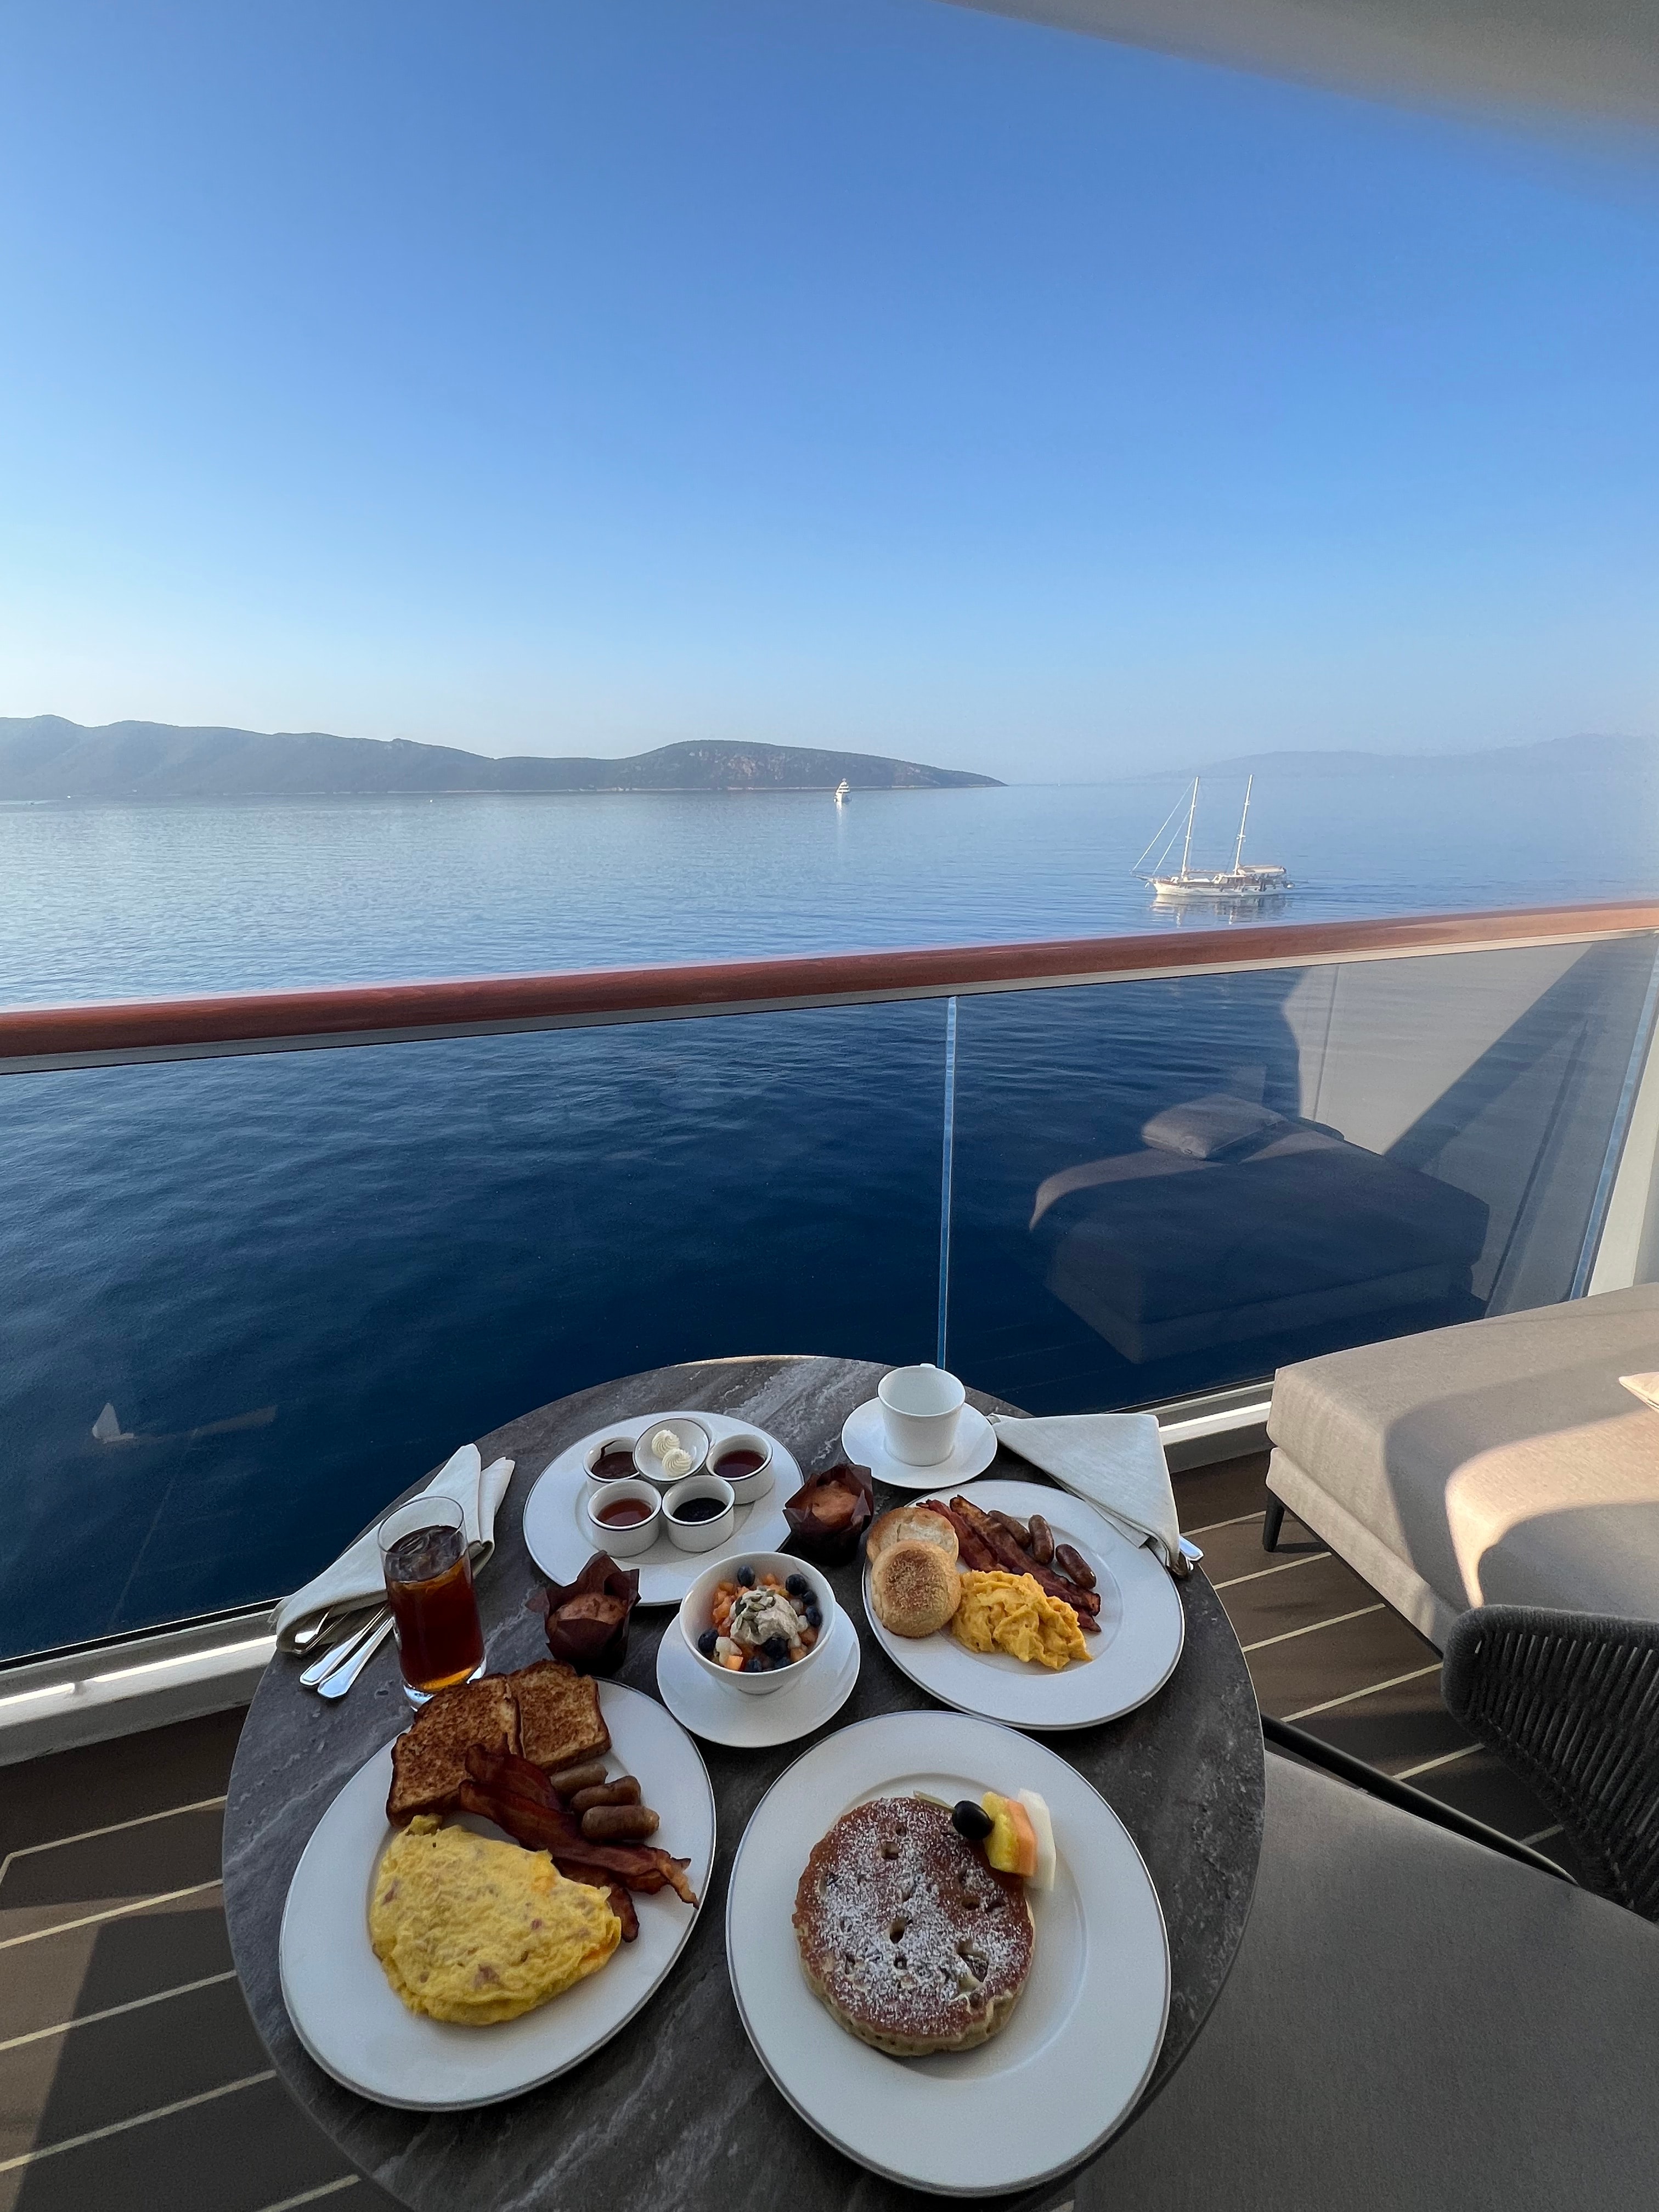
[{"x1": 2, "y1": 0, "x2": 1656, "y2": 778}]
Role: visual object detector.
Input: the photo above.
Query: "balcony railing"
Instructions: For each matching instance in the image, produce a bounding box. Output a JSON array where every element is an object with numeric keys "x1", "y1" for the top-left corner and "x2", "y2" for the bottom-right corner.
[{"x1": 3, "y1": 898, "x2": 1657, "y2": 1667}]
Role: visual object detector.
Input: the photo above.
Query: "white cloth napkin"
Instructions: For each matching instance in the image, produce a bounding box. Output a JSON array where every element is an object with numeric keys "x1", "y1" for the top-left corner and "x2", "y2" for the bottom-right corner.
[
  {"x1": 272, "y1": 1443, "x2": 514, "y2": 1651},
  {"x1": 988, "y1": 1412, "x2": 1186, "y2": 1576},
  {"x1": 1620, "y1": 1373, "x2": 1659, "y2": 1414}
]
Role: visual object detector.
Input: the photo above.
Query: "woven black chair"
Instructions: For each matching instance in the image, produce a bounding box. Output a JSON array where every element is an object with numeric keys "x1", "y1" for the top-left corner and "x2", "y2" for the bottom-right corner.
[{"x1": 1442, "y1": 1605, "x2": 1659, "y2": 1923}]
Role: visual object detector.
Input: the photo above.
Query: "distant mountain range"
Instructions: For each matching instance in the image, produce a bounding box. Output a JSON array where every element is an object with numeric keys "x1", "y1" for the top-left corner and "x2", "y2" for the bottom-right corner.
[
  {"x1": 1185, "y1": 734, "x2": 1659, "y2": 779},
  {"x1": 0, "y1": 718, "x2": 1001, "y2": 799}
]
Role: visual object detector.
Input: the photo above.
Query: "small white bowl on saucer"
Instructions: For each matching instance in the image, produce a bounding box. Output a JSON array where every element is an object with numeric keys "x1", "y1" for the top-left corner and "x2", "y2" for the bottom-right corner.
[
  {"x1": 657, "y1": 1603, "x2": 860, "y2": 1747},
  {"x1": 584, "y1": 1434, "x2": 644, "y2": 1487},
  {"x1": 678, "y1": 1551, "x2": 836, "y2": 1697},
  {"x1": 662, "y1": 1473, "x2": 735, "y2": 1553},
  {"x1": 581, "y1": 1477, "x2": 661, "y2": 1560},
  {"x1": 634, "y1": 1415, "x2": 710, "y2": 1491},
  {"x1": 703, "y1": 1428, "x2": 774, "y2": 1505}
]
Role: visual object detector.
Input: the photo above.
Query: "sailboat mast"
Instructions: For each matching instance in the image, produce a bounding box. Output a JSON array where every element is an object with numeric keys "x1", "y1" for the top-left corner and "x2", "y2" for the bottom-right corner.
[
  {"x1": 1232, "y1": 775, "x2": 1253, "y2": 872},
  {"x1": 1180, "y1": 780, "x2": 1198, "y2": 877}
]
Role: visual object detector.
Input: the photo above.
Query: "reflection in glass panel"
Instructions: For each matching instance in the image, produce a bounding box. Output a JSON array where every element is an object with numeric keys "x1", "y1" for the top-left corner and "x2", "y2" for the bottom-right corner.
[
  {"x1": 0, "y1": 1001, "x2": 944, "y2": 1661},
  {"x1": 945, "y1": 936, "x2": 1659, "y2": 1413}
]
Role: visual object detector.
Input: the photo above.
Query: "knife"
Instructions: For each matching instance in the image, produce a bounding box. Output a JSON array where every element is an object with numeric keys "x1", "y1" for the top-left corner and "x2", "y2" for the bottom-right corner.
[
  {"x1": 300, "y1": 1606, "x2": 389, "y2": 1689},
  {"x1": 315, "y1": 1614, "x2": 395, "y2": 1700}
]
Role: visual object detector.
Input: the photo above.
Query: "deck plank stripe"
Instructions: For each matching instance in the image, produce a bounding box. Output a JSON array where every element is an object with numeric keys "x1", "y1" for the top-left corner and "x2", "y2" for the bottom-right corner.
[
  {"x1": 1394, "y1": 1743, "x2": 1480, "y2": 1781},
  {"x1": 0, "y1": 2069, "x2": 275, "y2": 2174},
  {"x1": 1282, "y1": 1664, "x2": 1442, "y2": 1722},
  {"x1": 0, "y1": 1796, "x2": 226, "y2": 1886},
  {"x1": 1180, "y1": 1510, "x2": 1265, "y2": 1538},
  {"x1": 1241, "y1": 1604, "x2": 1383, "y2": 1654},
  {"x1": 1214, "y1": 1553, "x2": 1330, "y2": 1592},
  {"x1": 0, "y1": 1877, "x2": 222, "y2": 1948},
  {"x1": 0, "y1": 1971, "x2": 239, "y2": 2052},
  {"x1": 253, "y1": 2182, "x2": 360, "y2": 2211}
]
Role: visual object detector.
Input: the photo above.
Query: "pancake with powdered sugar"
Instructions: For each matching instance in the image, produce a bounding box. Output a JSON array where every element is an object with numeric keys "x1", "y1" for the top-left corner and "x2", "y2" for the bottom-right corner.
[{"x1": 792, "y1": 1796, "x2": 1033, "y2": 2056}]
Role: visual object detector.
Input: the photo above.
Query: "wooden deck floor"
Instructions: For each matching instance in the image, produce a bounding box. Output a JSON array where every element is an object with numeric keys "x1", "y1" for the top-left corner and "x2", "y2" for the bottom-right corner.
[{"x1": 0, "y1": 1450, "x2": 1571, "y2": 2210}]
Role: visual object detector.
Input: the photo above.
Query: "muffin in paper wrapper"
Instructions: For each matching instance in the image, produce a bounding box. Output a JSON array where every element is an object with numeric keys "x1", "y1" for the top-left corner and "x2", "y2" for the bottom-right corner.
[
  {"x1": 527, "y1": 1551, "x2": 640, "y2": 1676},
  {"x1": 783, "y1": 1460, "x2": 874, "y2": 1566}
]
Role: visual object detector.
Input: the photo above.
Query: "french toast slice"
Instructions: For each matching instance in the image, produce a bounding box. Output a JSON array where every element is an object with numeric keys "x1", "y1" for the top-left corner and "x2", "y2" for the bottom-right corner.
[
  {"x1": 385, "y1": 1675, "x2": 521, "y2": 1824},
  {"x1": 507, "y1": 1658, "x2": 612, "y2": 1773}
]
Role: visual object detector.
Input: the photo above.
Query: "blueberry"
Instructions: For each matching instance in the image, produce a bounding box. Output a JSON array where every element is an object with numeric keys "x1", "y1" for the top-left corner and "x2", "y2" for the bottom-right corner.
[
  {"x1": 743, "y1": 1654, "x2": 762, "y2": 1672},
  {"x1": 952, "y1": 1799, "x2": 994, "y2": 1842},
  {"x1": 735, "y1": 1564, "x2": 756, "y2": 1588},
  {"x1": 804, "y1": 1603, "x2": 822, "y2": 1629},
  {"x1": 764, "y1": 1634, "x2": 790, "y2": 1663},
  {"x1": 785, "y1": 1572, "x2": 809, "y2": 1596},
  {"x1": 697, "y1": 1628, "x2": 719, "y2": 1658}
]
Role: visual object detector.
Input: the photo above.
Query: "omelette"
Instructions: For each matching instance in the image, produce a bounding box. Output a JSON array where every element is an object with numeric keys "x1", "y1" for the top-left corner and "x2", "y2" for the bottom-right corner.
[
  {"x1": 370, "y1": 1817, "x2": 621, "y2": 2025},
  {"x1": 951, "y1": 1570, "x2": 1092, "y2": 1671}
]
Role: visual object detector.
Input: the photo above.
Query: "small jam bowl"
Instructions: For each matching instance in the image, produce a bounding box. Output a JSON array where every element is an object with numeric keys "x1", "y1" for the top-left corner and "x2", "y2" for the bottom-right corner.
[
  {"x1": 662, "y1": 1472, "x2": 735, "y2": 1553},
  {"x1": 634, "y1": 1415, "x2": 711, "y2": 1491},
  {"x1": 584, "y1": 1435, "x2": 644, "y2": 1486},
  {"x1": 679, "y1": 1551, "x2": 837, "y2": 1698},
  {"x1": 704, "y1": 1429, "x2": 775, "y2": 1506},
  {"x1": 582, "y1": 1477, "x2": 662, "y2": 1559}
]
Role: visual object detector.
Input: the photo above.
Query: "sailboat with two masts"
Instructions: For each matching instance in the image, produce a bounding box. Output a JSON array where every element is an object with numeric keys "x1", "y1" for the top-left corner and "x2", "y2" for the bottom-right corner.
[{"x1": 1134, "y1": 775, "x2": 1291, "y2": 902}]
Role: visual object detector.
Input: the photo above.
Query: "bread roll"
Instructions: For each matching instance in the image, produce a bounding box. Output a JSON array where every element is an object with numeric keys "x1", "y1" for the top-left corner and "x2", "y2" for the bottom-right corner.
[
  {"x1": 866, "y1": 1505, "x2": 958, "y2": 1568},
  {"x1": 870, "y1": 1541, "x2": 961, "y2": 1638}
]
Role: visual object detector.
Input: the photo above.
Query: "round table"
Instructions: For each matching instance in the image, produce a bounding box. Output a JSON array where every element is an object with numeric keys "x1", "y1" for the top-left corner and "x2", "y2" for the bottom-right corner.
[{"x1": 224, "y1": 1356, "x2": 1263, "y2": 2212}]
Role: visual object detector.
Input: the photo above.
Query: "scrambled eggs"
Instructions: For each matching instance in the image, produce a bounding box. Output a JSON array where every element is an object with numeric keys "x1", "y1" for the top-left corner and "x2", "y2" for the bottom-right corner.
[
  {"x1": 370, "y1": 1817, "x2": 620, "y2": 2024},
  {"x1": 951, "y1": 1570, "x2": 1091, "y2": 1671}
]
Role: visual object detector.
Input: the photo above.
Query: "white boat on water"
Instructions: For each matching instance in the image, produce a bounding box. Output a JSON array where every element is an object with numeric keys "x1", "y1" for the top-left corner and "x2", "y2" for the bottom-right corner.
[
  {"x1": 1135, "y1": 775, "x2": 1291, "y2": 902},
  {"x1": 834, "y1": 778, "x2": 851, "y2": 805}
]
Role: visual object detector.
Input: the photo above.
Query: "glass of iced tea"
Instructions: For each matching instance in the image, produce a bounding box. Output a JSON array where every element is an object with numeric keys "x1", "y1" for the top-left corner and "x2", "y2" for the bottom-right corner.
[{"x1": 378, "y1": 1496, "x2": 485, "y2": 1705}]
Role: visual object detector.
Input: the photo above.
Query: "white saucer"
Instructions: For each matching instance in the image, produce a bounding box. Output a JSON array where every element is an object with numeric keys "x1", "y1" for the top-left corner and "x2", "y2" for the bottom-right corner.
[
  {"x1": 656, "y1": 1605, "x2": 861, "y2": 1747},
  {"x1": 523, "y1": 1413, "x2": 798, "y2": 1605},
  {"x1": 840, "y1": 1398, "x2": 996, "y2": 1492}
]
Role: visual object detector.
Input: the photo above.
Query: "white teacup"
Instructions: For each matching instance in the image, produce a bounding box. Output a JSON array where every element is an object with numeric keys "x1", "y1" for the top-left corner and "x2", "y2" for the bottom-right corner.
[{"x1": 877, "y1": 1363, "x2": 966, "y2": 1466}]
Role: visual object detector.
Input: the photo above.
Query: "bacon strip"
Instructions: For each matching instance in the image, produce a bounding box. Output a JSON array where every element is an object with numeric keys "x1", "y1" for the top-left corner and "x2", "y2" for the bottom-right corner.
[
  {"x1": 456, "y1": 1782, "x2": 698, "y2": 1906},
  {"x1": 939, "y1": 1504, "x2": 997, "y2": 1572},
  {"x1": 951, "y1": 1497, "x2": 1101, "y2": 1631}
]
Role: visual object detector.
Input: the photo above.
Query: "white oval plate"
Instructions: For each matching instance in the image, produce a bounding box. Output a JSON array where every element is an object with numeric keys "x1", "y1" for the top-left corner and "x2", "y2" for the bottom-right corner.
[
  {"x1": 840, "y1": 1398, "x2": 996, "y2": 1492},
  {"x1": 726, "y1": 1709, "x2": 1169, "y2": 2197},
  {"x1": 523, "y1": 1414, "x2": 798, "y2": 1604},
  {"x1": 864, "y1": 1479, "x2": 1184, "y2": 1730},
  {"x1": 656, "y1": 1604, "x2": 861, "y2": 1748},
  {"x1": 279, "y1": 1683, "x2": 714, "y2": 2109}
]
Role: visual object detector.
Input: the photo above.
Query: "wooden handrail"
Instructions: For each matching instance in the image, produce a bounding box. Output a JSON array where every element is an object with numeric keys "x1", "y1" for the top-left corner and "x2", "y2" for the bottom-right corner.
[{"x1": 3, "y1": 899, "x2": 1657, "y2": 1073}]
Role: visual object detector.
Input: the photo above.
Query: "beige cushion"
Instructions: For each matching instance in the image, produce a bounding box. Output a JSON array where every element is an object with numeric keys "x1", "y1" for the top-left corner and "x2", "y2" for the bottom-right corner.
[
  {"x1": 1268, "y1": 1285, "x2": 1659, "y2": 1632},
  {"x1": 1089, "y1": 1752, "x2": 1659, "y2": 2210}
]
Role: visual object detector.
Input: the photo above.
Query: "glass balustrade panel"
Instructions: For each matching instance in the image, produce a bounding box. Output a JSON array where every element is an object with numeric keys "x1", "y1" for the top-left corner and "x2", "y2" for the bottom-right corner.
[
  {"x1": 941, "y1": 934, "x2": 1659, "y2": 1414},
  {"x1": 0, "y1": 999, "x2": 946, "y2": 1661}
]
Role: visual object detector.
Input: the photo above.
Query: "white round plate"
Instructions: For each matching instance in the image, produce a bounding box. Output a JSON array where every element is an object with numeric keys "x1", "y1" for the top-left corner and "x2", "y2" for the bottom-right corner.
[
  {"x1": 864, "y1": 1479, "x2": 1184, "y2": 1730},
  {"x1": 841, "y1": 1398, "x2": 996, "y2": 1492},
  {"x1": 279, "y1": 1683, "x2": 714, "y2": 2109},
  {"x1": 656, "y1": 1605, "x2": 861, "y2": 1747},
  {"x1": 727, "y1": 1709, "x2": 1169, "y2": 2197},
  {"x1": 523, "y1": 1414, "x2": 799, "y2": 1604}
]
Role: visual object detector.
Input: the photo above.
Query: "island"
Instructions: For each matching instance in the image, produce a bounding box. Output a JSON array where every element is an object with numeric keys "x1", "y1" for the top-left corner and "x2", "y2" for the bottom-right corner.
[{"x1": 0, "y1": 718, "x2": 1001, "y2": 799}]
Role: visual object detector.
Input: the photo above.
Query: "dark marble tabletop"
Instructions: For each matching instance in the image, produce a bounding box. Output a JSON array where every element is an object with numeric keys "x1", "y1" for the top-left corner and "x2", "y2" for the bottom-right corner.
[{"x1": 224, "y1": 1355, "x2": 1263, "y2": 2212}]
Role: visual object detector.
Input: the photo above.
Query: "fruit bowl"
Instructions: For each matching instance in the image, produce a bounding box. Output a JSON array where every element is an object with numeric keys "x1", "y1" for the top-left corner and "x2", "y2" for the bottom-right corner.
[{"x1": 678, "y1": 1551, "x2": 837, "y2": 1699}]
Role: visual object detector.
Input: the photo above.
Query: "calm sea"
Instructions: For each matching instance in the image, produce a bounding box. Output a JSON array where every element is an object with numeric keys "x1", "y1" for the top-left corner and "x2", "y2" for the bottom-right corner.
[{"x1": 3, "y1": 769, "x2": 1655, "y2": 1657}]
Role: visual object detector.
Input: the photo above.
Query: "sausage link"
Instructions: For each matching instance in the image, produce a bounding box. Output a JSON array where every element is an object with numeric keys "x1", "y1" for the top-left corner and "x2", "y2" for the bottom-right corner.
[
  {"x1": 1053, "y1": 1542, "x2": 1096, "y2": 1591},
  {"x1": 990, "y1": 1510, "x2": 1030, "y2": 1548},
  {"x1": 582, "y1": 1803, "x2": 661, "y2": 1841},
  {"x1": 547, "y1": 1758, "x2": 610, "y2": 1797},
  {"x1": 570, "y1": 1778, "x2": 642, "y2": 1813},
  {"x1": 1027, "y1": 1513, "x2": 1056, "y2": 1566}
]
